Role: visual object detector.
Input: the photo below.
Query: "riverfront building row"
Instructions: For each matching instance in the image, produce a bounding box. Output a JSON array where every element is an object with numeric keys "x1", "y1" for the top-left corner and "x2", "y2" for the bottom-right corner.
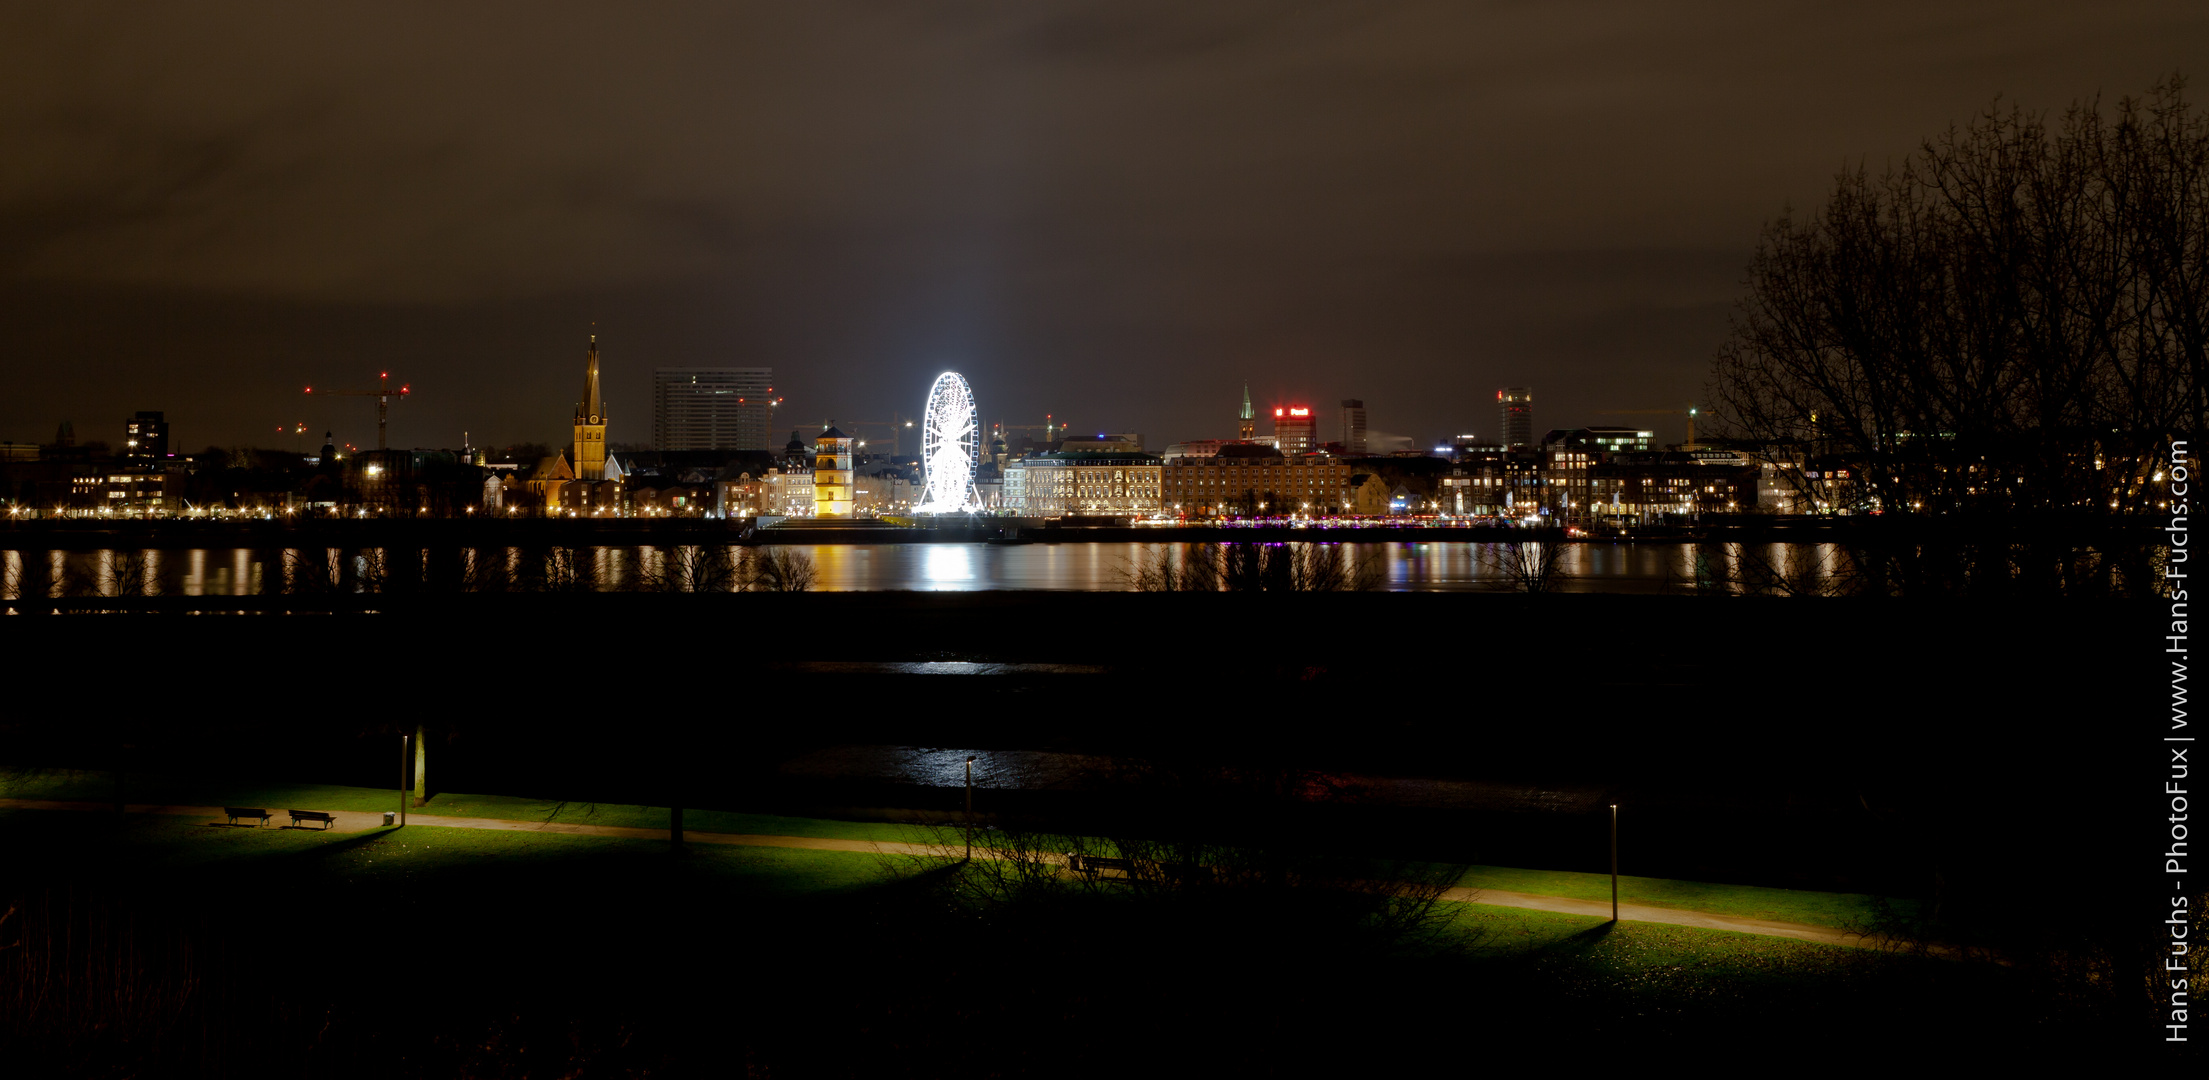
[{"x1": 1, "y1": 341, "x2": 1771, "y2": 525}]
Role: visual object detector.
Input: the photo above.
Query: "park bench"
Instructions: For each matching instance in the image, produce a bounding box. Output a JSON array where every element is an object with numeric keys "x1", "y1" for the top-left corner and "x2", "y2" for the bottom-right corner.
[
  {"x1": 288, "y1": 809, "x2": 338, "y2": 830},
  {"x1": 1069, "y1": 854, "x2": 1135, "y2": 879},
  {"x1": 223, "y1": 807, "x2": 273, "y2": 827},
  {"x1": 1067, "y1": 854, "x2": 1212, "y2": 885}
]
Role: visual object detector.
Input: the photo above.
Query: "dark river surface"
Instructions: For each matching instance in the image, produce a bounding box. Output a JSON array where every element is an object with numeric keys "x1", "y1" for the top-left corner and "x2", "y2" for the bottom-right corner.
[{"x1": 0, "y1": 540, "x2": 1851, "y2": 597}]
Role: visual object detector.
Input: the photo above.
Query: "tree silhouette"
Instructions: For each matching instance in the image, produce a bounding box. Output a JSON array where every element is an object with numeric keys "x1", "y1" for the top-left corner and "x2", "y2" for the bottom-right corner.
[{"x1": 1710, "y1": 76, "x2": 2204, "y2": 593}]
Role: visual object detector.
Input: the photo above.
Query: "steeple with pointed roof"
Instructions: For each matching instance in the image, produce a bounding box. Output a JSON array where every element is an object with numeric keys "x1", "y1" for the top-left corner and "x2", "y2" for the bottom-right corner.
[
  {"x1": 1237, "y1": 382, "x2": 1256, "y2": 442},
  {"x1": 572, "y1": 335, "x2": 610, "y2": 481},
  {"x1": 576, "y1": 336, "x2": 605, "y2": 425}
]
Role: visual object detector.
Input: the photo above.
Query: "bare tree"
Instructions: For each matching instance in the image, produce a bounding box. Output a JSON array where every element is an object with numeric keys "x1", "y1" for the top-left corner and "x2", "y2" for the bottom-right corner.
[
  {"x1": 1128, "y1": 543, "x2": 1383, "y2": 592},
  {"x1": 461, "y1": 547, "x2": 515, "y2": 593},
  {"x1": 894, "y1": 754, "x2": 1474, "y2": 954},
  {"x1": 1477, "y1": 532, "x2": 1568, "y2": 593},
  {"x1": 104, "y1": 550, "x2": 150, "y2": 598},
  {"x1": 1710, "y1": 76, "x2": 2205, "y2": 594},
  {"x1": 280, "y1": 548, "x2": 341, "y2": 594},
  {"x1": 739, "y1": 547, "x2": 817, "y2": 592},
  {"x1": 643, "y1": 545, "x2": 739, "y2": 593},
  {"x1": 509, "y1": 546, "x2": 591, "y2": 592},
  {"x1": 1674, "y1": 541, "x2": 1858, "y2": 597}
]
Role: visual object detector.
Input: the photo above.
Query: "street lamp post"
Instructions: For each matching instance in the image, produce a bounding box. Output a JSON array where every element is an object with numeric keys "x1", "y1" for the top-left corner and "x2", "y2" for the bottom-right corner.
[
  {"x1": 399, "y1": 733, "x2": 410, "y2": 827},
  {"x1": 1609, "y1": 803, "x2": 1619, "y2": 921},
  {"x1": 964, "y1": 755, "x2": 977, "y2": 860}
]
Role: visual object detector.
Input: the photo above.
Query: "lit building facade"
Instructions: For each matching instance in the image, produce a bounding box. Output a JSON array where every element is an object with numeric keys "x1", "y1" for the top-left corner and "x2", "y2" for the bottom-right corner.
[
  {"x1": 813, "y1": 427, "x2": 854, "y2": 517},
  {"x1": 1162, "y1": 450, "x2": 1353, "y2": 518},
  {"x1": 125, "y1": 411, "x2": 170, "y2": 459},
  {"x1": 1004, "y1": 451, "x2": 1162, "y2": 515},
  {"x1": 1162, "y1": 440, "x2": 1225, "y2": 460},
  {"x1": 1499, "y1": 387, "x2": 1533, "y2": 449},
  {"x1": 855, "y1": 466, "x2": 916, "y2": 514},
  {"x1": 95, "y1": 465, "x2": 182, "y2": 513},
  {"x1": 1432, "y1": 450, "x2": 1542, "y2": 517},
  {"x1": 763, "y1": 467, "x2": 814, "y2": 516},
  {"x1": 1583, "y1": 451, "x2": 1756, "y2": 525},
  {"x1": 1542, "y1": 427, "x2": 1653, "y2": 455},
  {"x1": 1273, "y1": 406, "x2": 1316, "y2": 456},
  {"x1": 1340, "y1": 400, "x2": 1366, "y2": 455},
  {"x1": 652, "y1": 368, "x2": 774, "y2": 451}
]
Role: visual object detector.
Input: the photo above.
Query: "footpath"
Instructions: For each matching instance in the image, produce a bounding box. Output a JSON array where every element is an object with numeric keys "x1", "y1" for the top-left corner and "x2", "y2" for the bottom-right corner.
[{"x1": 1, "y1": 797, "x2": 1879, "y2": 951}]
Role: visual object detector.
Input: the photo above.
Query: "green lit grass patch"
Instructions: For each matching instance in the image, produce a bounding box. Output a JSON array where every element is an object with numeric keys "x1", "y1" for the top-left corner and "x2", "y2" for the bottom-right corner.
[
  {"x1": 0, "y1": 807, "x2": 897, "y2": 897},
  {"x1": 1453, "y1": 863, "x2": 1909, "y2": 930}
]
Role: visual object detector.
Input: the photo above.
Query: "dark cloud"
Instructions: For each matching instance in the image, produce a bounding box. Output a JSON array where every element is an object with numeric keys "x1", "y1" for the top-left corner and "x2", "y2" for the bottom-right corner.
[{"x1": 0, "y1": 1, "x2": 2202, "y2": 450}]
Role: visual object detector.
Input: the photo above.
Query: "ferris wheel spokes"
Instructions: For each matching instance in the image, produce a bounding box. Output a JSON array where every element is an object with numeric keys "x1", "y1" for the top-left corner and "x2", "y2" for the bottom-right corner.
[{"x1": 916, "y1": 371, "x2": 979, "y2": 513}]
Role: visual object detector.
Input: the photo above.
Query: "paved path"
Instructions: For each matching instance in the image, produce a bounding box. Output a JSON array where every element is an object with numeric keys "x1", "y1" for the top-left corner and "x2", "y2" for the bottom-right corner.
[{"x1": 1, "y1": 798, "x2": 1879, "y2": 950}]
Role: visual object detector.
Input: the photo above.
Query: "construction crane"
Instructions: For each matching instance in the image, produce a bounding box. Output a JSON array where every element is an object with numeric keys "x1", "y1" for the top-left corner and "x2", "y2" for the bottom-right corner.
[
  {"x1": 821, "y1": 414, "x2": 912, "y2": 457},
  {"x1": 305, "y1": 373, "x2": 411, "y2": 451},
  {"x1": 1596, "y1": 406, "x2": 1699, "y2": 448},
  {"x1": 993, "y1": 415, "x2": 1064, "y2": 443}
]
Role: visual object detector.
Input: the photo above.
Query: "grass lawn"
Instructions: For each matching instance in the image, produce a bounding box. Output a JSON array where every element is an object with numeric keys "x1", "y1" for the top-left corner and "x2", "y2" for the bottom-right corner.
[
  {"x1": 0, "y1": 798, "x2": 2114, "y2": 1067},
  {"x1": 0, "y1": 807, "x2": 898, "y2": 897},
  {"x1": 1453, "y1": 862, "x2": 1911, "y2": 931},
  {"x1": 1430, "y1": 901, "x2": 1934, "y2": 1013},
  {"x1": 0, "y1": 769, "x2": 936, "y2": 844},
  {"x1": 3, "y1": 769, "x2": 1910, "y2": 931}
]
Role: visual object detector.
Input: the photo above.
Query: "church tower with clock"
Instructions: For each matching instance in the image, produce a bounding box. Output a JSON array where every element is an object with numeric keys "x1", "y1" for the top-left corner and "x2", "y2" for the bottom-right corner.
[{"x1": 573, "y1": 336, "x2": 609, "y2": 481}]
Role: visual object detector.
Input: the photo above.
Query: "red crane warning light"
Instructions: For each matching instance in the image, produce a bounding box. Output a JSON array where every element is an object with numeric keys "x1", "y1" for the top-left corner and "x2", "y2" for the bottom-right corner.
[{"x1": 305, "y1": 373, "x2": 413, "y2": 451}]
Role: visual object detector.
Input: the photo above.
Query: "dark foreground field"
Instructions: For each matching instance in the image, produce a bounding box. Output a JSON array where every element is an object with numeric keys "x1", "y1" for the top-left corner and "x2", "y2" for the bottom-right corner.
[
  {"x1": 0, "y1": 591, "x2": 2172, "y2": 1072},
  {"x1": 0, "y1": 805, "x2": 2136, "y2": 1077}
]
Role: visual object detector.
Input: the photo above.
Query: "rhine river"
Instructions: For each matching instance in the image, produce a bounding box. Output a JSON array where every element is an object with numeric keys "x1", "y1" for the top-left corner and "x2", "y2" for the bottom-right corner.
[{"x1": 0, "y1": 540, "x2": 1851, "y2": 597}]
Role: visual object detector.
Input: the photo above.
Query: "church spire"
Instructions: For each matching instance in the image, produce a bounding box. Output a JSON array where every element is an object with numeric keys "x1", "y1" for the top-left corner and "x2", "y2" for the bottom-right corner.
[
  {"x1": 1239, "y1": 382, "x2": 1254, "y2": 421},
  {"x1": 572, "y1": 335, "x2": 609, "y2": 481},
  {"x1": 577, "y1": 335, "x2": 603, "y2": 423}
]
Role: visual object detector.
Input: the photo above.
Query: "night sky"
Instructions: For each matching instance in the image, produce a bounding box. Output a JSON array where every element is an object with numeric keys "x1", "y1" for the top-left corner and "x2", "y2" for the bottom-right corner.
[{"x1": 2, "y1": 3, "x2": 2201, "y2": 455}]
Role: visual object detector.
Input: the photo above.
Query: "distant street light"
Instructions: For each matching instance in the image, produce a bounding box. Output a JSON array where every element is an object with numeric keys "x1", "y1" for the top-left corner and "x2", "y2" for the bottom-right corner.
[{"x1": 1609, "y1": 803, "x2": 1619, "y2": 921}]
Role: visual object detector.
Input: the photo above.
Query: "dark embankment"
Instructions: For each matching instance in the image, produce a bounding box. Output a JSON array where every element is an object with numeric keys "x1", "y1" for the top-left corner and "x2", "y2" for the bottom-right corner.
[{"x1": 0, "y1": 591, "x2": 2158, "y2": 1070}]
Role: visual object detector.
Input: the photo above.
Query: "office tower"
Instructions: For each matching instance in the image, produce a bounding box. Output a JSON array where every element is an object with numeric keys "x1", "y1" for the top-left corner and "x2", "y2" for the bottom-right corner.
[
  {"x1": 573, "y1": 337, "x2": 609, "y2": 480},
  {"x1": 1499, "y1": 387, "x2": 1533, "y2": 449},
  {"x1": 653, "y1": 367, "x2": 774, "y2": 451},
  {"x1": 125, "y1": 411, "x2": 169, "y2": 458},
  {"x1": 1340, "y1": 399, "x2": 1366, "y2": 455},
  {"x1": 1274, "y1": 405, "x2": 1316, "y2": 456}
]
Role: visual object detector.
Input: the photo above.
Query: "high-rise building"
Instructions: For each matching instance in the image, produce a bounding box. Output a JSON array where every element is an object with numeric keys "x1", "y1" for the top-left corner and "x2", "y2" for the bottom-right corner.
[
  {"x1": 653, "y1": 368, "x2": 774, "y2": 451},
  {"x1": 1499, "y1": 387, "x2": 1533, "y2": 449},
  {"x1": 124, "y1": 411, "x2": 169, "y2": 459},
  {"x1": 1273, "y1": 405, "x2": 1316, "y2": 456},
  {"x1": 573, "y1": 337, "x2": 609, "y2": 481},
  {"x1": 1237, "y1": 383, "x2": 1256, "y2": 442},
  {"x1": 1339, "y1": 399, "x2": 1366, "y2": 455}
]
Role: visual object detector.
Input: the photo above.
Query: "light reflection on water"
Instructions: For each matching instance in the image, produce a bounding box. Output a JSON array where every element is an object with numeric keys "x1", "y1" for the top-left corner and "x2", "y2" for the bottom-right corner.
[
  {"x1": 779, "y1": 743, "x2": 1609, "y2": 810},
  {"x1": 0, "y1": 541, "x2": 1851, "y2": 598}
]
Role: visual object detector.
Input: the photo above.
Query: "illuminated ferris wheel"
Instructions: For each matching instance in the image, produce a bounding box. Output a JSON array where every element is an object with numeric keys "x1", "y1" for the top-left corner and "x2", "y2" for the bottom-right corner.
[{"x1": 916, "y1": 371, "x2": 979, "y2": 513}]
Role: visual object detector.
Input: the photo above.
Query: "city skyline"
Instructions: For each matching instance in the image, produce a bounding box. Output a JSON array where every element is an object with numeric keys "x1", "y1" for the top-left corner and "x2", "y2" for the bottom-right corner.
[{"x1": 0, "y1": 6, "x2": 2198, "y2": 453}]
